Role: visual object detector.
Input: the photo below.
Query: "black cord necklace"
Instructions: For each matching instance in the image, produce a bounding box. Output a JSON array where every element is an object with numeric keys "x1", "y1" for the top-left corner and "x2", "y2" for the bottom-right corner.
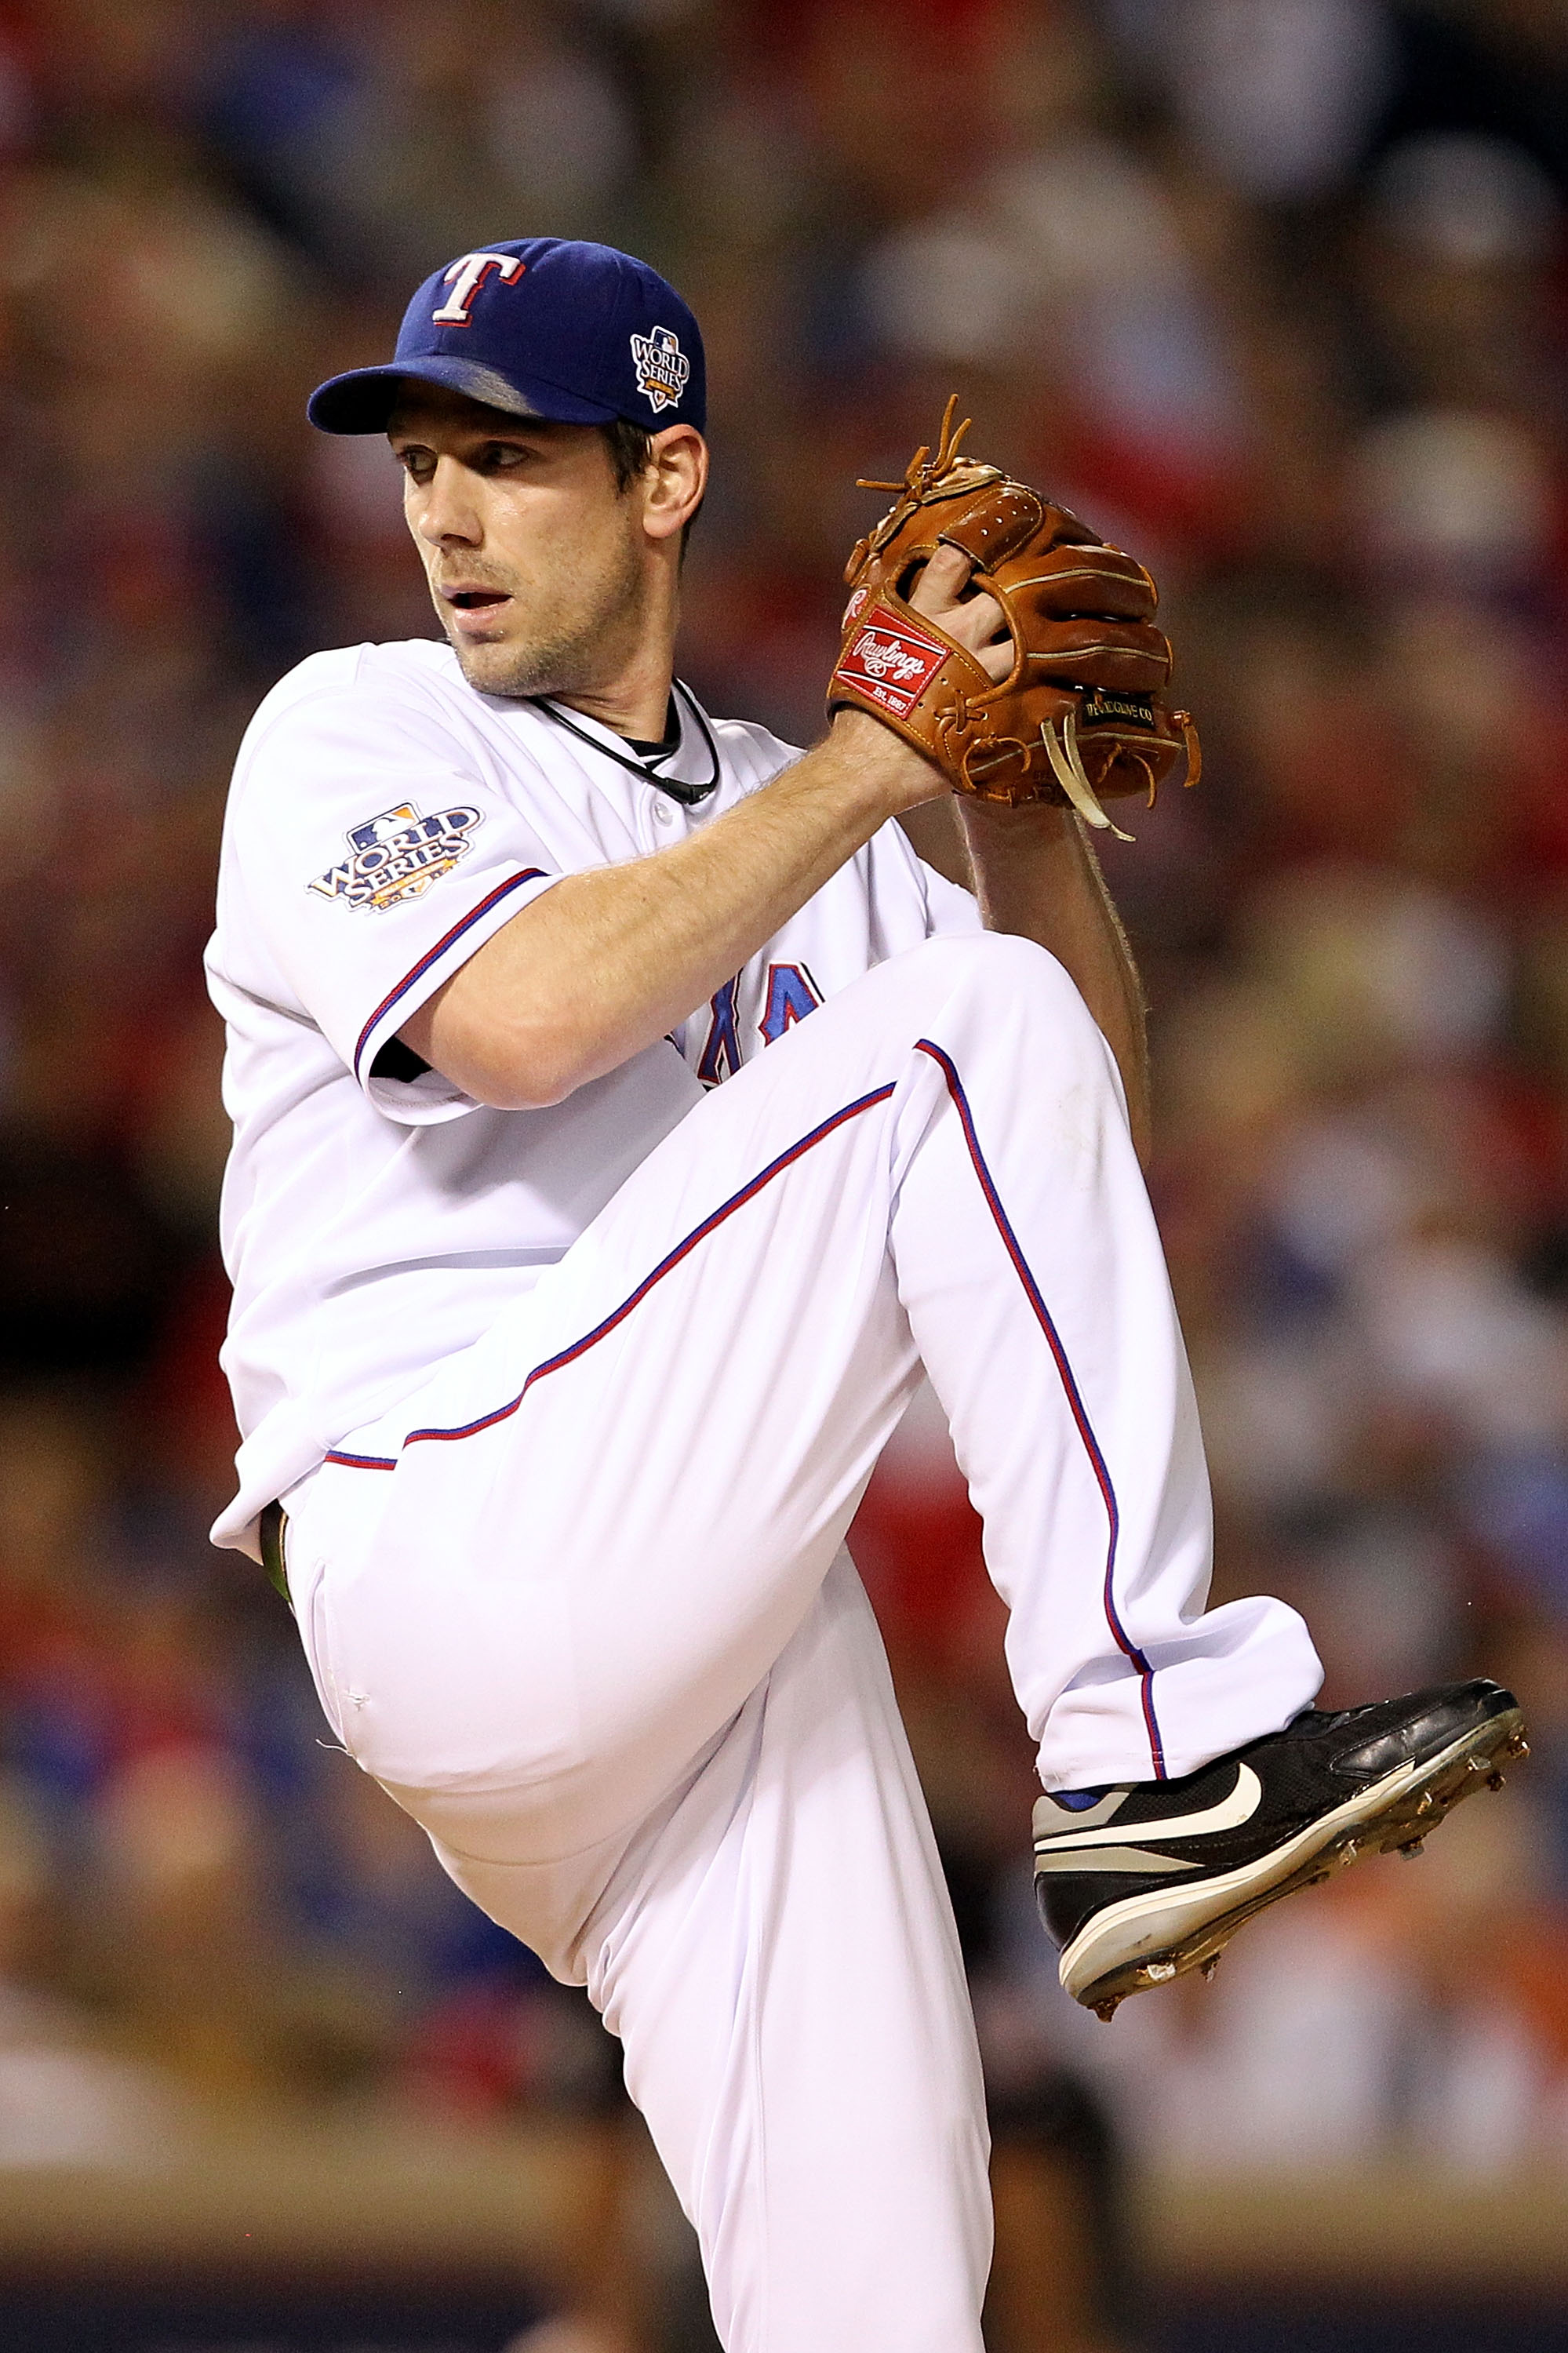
[{"x1": 528, "y1": 679, "x2": 721, "y2": 806}]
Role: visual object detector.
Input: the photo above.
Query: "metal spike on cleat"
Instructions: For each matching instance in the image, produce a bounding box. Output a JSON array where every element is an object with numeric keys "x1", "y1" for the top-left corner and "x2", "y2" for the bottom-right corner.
[
  {"x1": 1399, "y1": 1838, "x2": 1425, "y2": 1859},
  {"x1": 1142, "y1": 1960, "x2": 1177, "y2": 1985},
  {"x1": 1488, "y1": 1770, "x2": 1506, "y2": 1791},
  {"x1": 1093, "y1": 1996, "x2": 1122, "y2": 2024},
  {"x1": 1417, "y1": 1790, "x2": 1436, "y2": 1816},
  {"x1": 1200, "y1": 1955, "x2": 1221, "y2": 1982},
  {"x1": 1340, "y1": 1838, "x2": 1359, "y2": 1866}
]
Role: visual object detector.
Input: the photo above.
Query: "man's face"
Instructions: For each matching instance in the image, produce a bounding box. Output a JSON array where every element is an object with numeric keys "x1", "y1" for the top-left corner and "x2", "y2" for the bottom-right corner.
[{"x1": 389, "y1": 387, "x2": 649, "y2": 701}]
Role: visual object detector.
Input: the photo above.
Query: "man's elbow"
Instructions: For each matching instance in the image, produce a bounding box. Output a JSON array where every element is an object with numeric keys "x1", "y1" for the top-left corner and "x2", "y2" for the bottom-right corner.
[
  {"x1": 477, "y1": 1071, "x2": 583, "y2": 1113},
  {"x1": 428, "y1": 1015, "x2": 606, "y2": 1112},
  {"x1": 403, "y1": 976, "x2": 617, "y2": 1111},
  {"x1": 459, "y1": 1038, "x2": 594, "y2": 1112}
]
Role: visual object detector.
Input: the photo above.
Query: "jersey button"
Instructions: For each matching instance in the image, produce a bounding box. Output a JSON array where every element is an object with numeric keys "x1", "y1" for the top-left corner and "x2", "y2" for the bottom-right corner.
[{"x1": 653, "y1": 800, "x2": 675, "y2": 826}]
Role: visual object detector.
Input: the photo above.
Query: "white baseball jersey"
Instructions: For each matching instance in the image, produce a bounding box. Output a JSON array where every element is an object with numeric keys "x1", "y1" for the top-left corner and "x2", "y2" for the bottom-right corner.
[{"x1": 206, "y1": 638, "x2": 982, "y2": 1555}]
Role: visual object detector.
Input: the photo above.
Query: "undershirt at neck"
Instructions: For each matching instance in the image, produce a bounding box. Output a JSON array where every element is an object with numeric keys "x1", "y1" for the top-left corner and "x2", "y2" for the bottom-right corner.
[{"x1": 620, "y1": 694, "x2": 680, "y2": 763}]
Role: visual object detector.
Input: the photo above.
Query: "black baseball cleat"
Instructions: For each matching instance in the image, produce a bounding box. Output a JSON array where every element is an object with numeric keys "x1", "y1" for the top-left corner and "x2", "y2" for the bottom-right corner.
[{"x1": 1035, "y1": 1679, "x2": 1528, "y2": 2021}]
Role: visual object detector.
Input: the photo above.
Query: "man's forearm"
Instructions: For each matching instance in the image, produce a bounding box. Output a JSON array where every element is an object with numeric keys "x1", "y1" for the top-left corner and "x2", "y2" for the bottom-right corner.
[
  {"x1": 403, "y1": 714, "x2": 940, "y2": 1107},
  {"x1": 955, "y1": 802, "x2": 1151, "y2": 1164}
]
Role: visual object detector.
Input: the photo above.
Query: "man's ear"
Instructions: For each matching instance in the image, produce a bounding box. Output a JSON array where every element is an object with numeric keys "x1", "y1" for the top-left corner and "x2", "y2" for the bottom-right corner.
[{"x1": 643, "y1": 425, "x2": 708, "y2": 542}]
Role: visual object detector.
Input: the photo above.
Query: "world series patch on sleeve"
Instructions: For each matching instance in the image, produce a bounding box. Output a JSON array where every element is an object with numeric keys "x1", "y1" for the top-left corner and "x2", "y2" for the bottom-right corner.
[{"x1": 828, "y1": 398, "x2": 1201, "y2": 835}]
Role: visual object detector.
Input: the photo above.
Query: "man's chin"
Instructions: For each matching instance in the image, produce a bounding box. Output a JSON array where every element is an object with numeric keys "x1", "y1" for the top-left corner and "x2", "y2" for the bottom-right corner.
[
  {"x1": 446, "y1": 630, "x2": 548, "y2": 701},
  {"x1": 437, "y1": 573, "x2": 642, "y2": 704}
]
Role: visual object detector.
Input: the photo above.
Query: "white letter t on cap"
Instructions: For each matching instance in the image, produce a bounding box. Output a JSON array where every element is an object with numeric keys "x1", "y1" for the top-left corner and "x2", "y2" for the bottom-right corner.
[{"x1": 431, "y1": 253, "x2": 526, "y2": 326}]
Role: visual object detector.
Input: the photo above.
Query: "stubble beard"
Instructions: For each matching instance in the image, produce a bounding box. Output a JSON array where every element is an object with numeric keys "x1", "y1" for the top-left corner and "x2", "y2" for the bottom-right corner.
[{"x1": 442, "y1": 533, "x2": 648, "y2": 704}]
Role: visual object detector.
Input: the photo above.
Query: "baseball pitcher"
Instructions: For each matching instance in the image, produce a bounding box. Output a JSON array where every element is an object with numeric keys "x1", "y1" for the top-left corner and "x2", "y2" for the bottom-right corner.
[{"x1": 206, "y1": 239, "x2": 1524, "y2": 2352}]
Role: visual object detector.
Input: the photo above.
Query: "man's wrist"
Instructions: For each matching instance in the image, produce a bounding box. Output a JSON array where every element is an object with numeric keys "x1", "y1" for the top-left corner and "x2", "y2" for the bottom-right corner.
[{"x1": 827, "y1": 708, "x2": 949, "y2": 819}]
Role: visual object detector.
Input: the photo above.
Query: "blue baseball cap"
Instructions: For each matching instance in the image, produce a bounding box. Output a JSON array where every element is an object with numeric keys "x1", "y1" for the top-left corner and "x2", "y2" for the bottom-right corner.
[{"x1": 307, "y1": 237, "x2": 706, "y2": 436}]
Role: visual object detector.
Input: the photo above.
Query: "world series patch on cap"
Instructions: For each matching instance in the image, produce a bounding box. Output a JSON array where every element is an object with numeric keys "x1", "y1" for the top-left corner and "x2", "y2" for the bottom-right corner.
[{"x1": 307, "y1": 237, "x2": 707, "y2": 437}]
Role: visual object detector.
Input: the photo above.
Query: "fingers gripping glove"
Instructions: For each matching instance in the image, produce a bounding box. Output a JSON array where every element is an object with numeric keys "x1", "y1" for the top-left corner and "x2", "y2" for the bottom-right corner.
[{"x1": 828, "y1": 398, "x2": 1200, "y2": 834}]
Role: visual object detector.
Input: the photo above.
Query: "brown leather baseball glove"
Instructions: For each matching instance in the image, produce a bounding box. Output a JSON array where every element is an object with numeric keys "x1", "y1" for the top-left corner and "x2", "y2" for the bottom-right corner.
[{"x1": 827, "y1": 398, "x2": 1199, "y2": 835}]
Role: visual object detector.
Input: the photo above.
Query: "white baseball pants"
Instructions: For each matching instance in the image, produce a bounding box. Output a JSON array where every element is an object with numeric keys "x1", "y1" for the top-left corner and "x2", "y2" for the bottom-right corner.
[{"x1": 282, "y1": 933, "x2": 1320, "y2": 2353}]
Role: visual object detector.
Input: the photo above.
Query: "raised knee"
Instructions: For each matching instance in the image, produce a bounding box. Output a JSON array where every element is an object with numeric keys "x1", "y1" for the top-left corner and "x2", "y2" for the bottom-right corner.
[
  {"x1": 916, "y1": 928, "x2": 1063, "y2": 995},
  {"x1": 902, "y1": 933, "x2": 1129, "y2": 1135},
  {"x1": 916, "y1": 930, "x2": 1101, "y2": 1039}
]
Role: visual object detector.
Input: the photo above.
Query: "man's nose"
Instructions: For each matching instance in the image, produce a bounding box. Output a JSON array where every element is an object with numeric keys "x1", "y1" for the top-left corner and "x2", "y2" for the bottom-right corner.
[{"x1": 417, "y1": 456, "x2": 482, "y2": 546}]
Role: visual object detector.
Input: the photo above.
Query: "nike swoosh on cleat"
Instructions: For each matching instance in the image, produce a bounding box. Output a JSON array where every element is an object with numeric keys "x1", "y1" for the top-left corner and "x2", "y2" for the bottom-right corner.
[
  {"x1": 1035, "y1": 1763, "x2": 1262, "y2": 1854},
  {"x1": 1034, "y1": 1844, "x2": 1189, "y2": 1875}
]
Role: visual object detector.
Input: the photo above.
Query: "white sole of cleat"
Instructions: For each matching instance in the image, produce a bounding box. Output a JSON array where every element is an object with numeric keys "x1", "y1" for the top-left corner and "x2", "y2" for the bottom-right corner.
[{"x1": 1062, "y1": 1709, "x2": 1528, "y2": 2020}]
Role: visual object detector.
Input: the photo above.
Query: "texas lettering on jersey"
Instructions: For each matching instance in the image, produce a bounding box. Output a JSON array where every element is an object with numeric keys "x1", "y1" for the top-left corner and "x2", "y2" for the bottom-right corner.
[
  {"x1": 308, "y1": 802, "x2": 485, "y2": 913},
  {"x1": 697, "y1": 961, "x2": 823, "y2": 1086}
]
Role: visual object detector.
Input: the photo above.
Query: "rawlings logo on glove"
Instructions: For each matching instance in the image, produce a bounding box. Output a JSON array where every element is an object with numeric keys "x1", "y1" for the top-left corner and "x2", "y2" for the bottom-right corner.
[
  {"x1": 828, "y1": 399, "x2": 1199, "y2": 830},
  {"x1": 838, "y1": 613, "x2": 950, "y2": 710}
]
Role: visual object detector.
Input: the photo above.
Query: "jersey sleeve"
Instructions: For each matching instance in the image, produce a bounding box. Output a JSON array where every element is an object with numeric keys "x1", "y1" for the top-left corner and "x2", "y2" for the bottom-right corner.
[{"x1": 224, "y1": 675, "x2": 563, "y2": 1125}]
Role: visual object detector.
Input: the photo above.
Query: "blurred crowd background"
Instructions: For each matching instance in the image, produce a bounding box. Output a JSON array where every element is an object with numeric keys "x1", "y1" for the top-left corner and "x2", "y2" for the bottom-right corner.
[{"x1": 2, "y1": 0, "x2": 1568, "y2": 2345}]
